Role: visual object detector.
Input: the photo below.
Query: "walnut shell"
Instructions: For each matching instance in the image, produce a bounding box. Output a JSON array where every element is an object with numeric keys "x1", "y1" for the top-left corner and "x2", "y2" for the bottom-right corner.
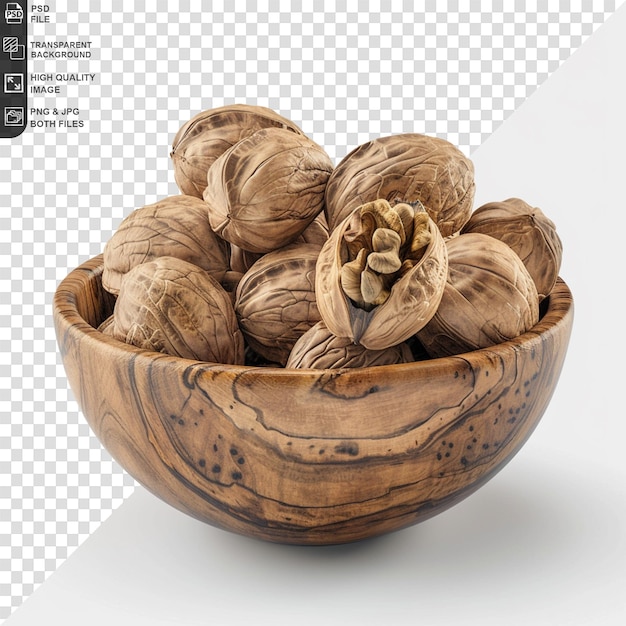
[
  {"x1": 229, "y1": 246, "x2": 264, "y2": 277},
  {"x1": 110, "y1": 256, "x2": 245, "y2": 364},
  {"x1": 203, "y1": 127, "x2": 334, "y2": 253},
  {"x1": 316, "y1": 200, "x2": 448, "y2": 351},
  {"x1": 324, "y1": 133, "x2": 475, "y2": 237},
  {"x1": 229, "y1": 213, "x2": 329, "y2": 275},
  {"x1": 170, "y1": 104, "x2": 304, "y2": 198},
  {"x1": 296, "y1": 211, "x2": 329, "y2": 247},
  {"x1": 417, "y1": 233, "x2": 540, "y2": 358},
  {"x1": 461, "y1": 197, "x2": 563, "y2": 301},
  {"x1": 234, "y1": 243, "x2": 321, "y2": 366},
  {"x1": 97, "y1": 314, "x2": 120, "y2": 338},
  {"x1": 286, "y1": 321, "x2": 414, "y2": 369},
  {"x1": 102, "y1": 195, "x2": 230, "y2": 296}
]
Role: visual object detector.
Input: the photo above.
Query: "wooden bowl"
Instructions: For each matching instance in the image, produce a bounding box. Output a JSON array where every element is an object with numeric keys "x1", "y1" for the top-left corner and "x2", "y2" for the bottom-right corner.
[{"x1": 53, "y1": 255, "x2": 574, "y2": 545}]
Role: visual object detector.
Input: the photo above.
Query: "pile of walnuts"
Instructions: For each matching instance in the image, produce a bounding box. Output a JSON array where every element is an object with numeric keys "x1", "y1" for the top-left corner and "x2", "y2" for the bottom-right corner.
[{"x1": 99, "y1": 104, "x2": 563, "y2": 370}]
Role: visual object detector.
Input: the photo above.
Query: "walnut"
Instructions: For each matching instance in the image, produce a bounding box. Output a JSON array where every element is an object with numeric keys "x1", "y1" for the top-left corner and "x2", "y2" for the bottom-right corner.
[
  {"x1": 286, "y1": 321, "x2": 414, "y2": 369},
  {"x1": 417, "y1": 233, "x2": 540, "y2": 358},
  {"x1": 296, "y1": 211, "x2": 329, "y2": 247},
  {"x1": 102, "y1": 195, "x2": 230, "y2": 296},
  {"x1": 234, "y1": 243, "x2": 321, "y2": 366},
  {"x1": 461, "y1": 197, "x2": 563, "y2": 301},
  {"x1": 203, "y1": 127, "x2": 334, "y2": 253},
  {"x1": 315, "y1": 199, "x2": 448, "y2": 350},
  {"x1": 229, "y1": 246, "x2": 263, "y2": 277},
  {"x1": 170, "y1": 104, "x2": 304, "y2": 198},
  {"x1": 97, "y1": 314, "x2": 119, "y2": 338},
  {"x1": 109, "y1": 256, "x2": 245, "y2": 364},
  {"x1": 324, "y1": 133, "x2": 475, "y2": 237},
  {"x1": 229, "y1": 213, "x2": 329, "y2": 275}
]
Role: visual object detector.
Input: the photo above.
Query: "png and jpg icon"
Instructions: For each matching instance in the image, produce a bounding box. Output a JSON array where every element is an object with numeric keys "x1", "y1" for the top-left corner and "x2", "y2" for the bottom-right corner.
[{"x1": 4, "y1": 106, "x2": 24, "y2": 126}]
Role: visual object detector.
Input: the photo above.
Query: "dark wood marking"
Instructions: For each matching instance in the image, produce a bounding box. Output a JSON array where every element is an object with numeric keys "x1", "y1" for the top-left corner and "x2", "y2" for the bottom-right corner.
[{"x1": 334, "y1": 442, "x2": 359, "y2": 456}]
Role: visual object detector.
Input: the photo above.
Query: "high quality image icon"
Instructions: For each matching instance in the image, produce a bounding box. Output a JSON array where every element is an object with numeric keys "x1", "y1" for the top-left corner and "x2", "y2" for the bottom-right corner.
[{"x1": 3, "y1": 73, "x2": 23, "y2": 93}]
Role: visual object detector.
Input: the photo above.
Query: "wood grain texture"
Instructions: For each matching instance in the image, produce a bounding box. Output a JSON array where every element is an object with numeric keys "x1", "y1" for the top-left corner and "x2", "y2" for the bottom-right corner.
[{"x1": 53, "y1": 255, "x2": 574, "y2": 545}]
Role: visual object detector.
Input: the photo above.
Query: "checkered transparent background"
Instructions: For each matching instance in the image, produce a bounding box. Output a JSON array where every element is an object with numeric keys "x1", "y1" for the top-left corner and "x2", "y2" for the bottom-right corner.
[{"x1": 1, "y1": 0, "x2": 622, "y2": 620}]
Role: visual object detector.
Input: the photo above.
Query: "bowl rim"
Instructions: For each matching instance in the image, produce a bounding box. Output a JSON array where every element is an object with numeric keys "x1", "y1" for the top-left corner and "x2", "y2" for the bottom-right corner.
[{"x1": 53, "y1": 254, "x2": 574, "y2": 382}]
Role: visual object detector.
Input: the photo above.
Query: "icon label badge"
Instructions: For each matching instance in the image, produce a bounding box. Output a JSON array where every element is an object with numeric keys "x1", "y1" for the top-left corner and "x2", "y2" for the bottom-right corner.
[{"x1": 4, "y1": 3, "x2": 24, "y2": 25}]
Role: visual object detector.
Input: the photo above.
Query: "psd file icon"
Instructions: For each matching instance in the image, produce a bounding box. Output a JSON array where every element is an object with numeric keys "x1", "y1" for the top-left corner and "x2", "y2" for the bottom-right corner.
[{"x1": 5, "y1": 3, "x2": 24, "y2": 24}]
